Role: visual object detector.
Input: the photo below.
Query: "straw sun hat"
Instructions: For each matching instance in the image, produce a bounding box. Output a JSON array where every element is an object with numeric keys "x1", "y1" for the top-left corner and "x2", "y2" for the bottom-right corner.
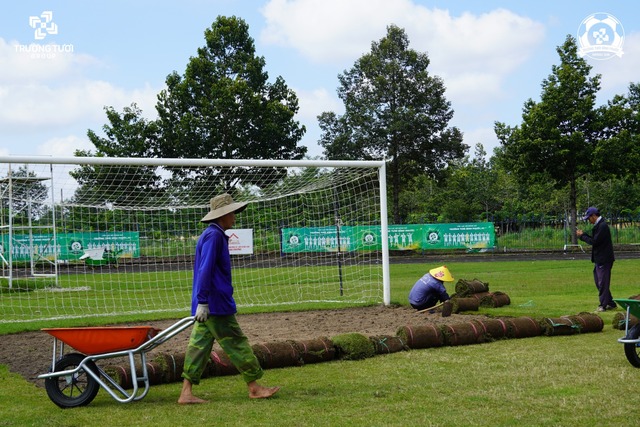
[{"x1": 200, "y1": 193, "x2": 248, "y2": 223}]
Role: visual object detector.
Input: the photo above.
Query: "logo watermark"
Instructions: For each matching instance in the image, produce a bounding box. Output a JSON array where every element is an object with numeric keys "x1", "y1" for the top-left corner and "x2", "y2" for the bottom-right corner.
[
  {"x1": 14, "y1": 10, "x2": 74, "y2": 59},
  {"x1": 577, "y1": 12, "x2": 624, "y2": 60},
  {"x1": 29, "y1": 11, "x2": 58, "y2": 40}
]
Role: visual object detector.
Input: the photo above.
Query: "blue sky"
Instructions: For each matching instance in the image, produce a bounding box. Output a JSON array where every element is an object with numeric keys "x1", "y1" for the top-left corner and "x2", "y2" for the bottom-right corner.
[{"x1": 1, "y1": 0, "x2": 638, "y2": 160}]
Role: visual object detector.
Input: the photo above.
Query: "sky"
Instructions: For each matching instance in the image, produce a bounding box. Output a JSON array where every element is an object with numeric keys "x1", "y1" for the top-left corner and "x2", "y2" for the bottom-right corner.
[{"x1": 1, "y1": 0, "x2": 638, "y2": 161}]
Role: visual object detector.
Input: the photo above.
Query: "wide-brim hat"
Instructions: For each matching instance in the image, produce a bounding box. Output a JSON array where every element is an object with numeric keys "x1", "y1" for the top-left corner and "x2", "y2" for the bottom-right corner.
[
  {"x1": 429, "y1": 265, "x2": 454, "y2": 282},
  {"x1": 201, "y1": 193, "x2": 248, "y2": 223}
]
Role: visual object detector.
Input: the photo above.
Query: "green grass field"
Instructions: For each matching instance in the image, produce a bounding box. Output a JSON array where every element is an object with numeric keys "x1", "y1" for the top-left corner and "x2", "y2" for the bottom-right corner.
[{"x1": 2, "y1": 258, "x2": 640, "y2": 426}]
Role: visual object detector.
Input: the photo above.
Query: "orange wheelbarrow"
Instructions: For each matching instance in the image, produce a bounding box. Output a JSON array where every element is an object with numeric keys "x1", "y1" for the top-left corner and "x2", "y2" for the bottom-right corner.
[{"x1": 37, "y1": 317, "x2": 195, "y2": 408}]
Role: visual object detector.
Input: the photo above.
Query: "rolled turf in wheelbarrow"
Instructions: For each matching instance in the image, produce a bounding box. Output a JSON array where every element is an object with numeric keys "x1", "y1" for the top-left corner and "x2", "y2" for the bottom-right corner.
[{"x1": 396, "y1": 324, "x2": 444, "y2": 349}]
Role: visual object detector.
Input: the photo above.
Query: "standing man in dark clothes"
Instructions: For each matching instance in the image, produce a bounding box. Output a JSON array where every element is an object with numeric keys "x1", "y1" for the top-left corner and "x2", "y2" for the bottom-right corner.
[{"x1": 577, "y1": 206, "x2": 616, "y2": 312}]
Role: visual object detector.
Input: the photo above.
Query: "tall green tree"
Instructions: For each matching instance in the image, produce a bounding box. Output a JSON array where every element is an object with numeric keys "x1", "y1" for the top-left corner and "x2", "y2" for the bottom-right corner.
[
  {"x1": 318, "y1": 25, "x2": 466, "y2": 223},
  {"x1": 155, "y1": 15, "x2": 306, "y2": 192},
  {"x1": 494, "y1": 35, "x2": 601, "y2": 241}
]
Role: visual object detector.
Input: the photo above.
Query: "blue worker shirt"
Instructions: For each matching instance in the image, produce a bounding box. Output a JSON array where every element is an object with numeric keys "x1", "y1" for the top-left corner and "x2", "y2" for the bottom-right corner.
[
  {"x1": 191, "y1": 223, "x2": 236, "y2": 316},
  {"x1": 408, "y1": 272, "x2": 450, "y2": 307}
]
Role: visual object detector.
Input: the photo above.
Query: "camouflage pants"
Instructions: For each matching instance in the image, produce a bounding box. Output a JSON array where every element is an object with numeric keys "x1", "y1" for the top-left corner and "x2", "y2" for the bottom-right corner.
[{"x1": 182, "y1": 314, "x2": 263, "y2": 385}]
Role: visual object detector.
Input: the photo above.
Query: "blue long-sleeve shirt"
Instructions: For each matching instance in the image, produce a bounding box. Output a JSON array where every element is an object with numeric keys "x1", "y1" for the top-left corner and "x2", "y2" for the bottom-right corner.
[
  {"x1": 191, "y1": 223, "x2": 237, "y2": 316},
  {"x1": 408, "y1": 273, "x2": 450, "y2": 307}
]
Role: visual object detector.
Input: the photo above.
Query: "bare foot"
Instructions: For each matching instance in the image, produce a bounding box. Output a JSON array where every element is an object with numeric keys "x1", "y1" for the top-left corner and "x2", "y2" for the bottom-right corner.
[
  {"x1": 249, "y1": 385, "x2": 280, "y2": 399},
  {"x1": 178, "y1": 394, "x2": 208, "y2": 404}
]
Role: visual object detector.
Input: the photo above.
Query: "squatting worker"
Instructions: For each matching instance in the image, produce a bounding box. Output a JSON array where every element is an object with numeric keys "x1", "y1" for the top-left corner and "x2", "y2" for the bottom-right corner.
[
  {"x1": 576, "y1": 206, "x2": 616, "y2": 312},
  {"x1": 408, "y1": 265, "x2": 454, "y2": 311},
  {"x1": 178, "y1": 193, "x2": 280, "y2": 404}
]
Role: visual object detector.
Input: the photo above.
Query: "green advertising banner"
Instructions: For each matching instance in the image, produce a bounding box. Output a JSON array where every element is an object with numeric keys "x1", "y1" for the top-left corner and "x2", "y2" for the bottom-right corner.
[
  {"x1": 420, "y1": 223, "x2": 495, "y2": 250},
  {"x1": 281, "y1": 223, "x2": 495, "y2": 253},
  {"x1": 281, "y1": 226, "x2": 352, "y2": 253},
  {"x1": 2, "y1": 231, "x2": 141, "y2": 261}
]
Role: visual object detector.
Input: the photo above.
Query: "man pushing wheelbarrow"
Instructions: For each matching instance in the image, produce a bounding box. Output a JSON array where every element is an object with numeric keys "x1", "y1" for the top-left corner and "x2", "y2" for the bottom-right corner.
[{"x1": 178, "y1": 193, "x2": 280, "y2": 404}]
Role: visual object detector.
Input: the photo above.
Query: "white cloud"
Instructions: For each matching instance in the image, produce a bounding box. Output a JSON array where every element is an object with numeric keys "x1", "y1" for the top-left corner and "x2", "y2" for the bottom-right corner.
[
  {"x1": 291, "y1": 87, "x2": 343, "y2": 158},
  {"x1": 36, "y1": 135, "x2": 94, "y2": 158},
  {"x1": 294, "y1": 86, "x2": 343, "y2": 121},
  {"x1": 260, "y1": 0, "x2": 545, "y2": 104},
  {"x1": 0, "y1": 79, "x2": 159, "y2": 132},
  {"x1": 0, "y1": 38, "x2": 159, "y2": 137},
  {"x1": 461, "y1": 127, "x2": 500, "y2": 157},
  {"x1": 261, "y1": 0, "x2": 396, "y2": 64},
  {"x1": 0, "y1": 38, "x2": 99, "y2": 84},
  {"x1": 590, "y1": 31, "x2": 640, "y2": 100}
]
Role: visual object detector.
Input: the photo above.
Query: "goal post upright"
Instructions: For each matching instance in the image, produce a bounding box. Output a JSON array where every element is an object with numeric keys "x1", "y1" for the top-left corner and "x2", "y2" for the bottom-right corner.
[{"x1": 378, "y1": 161, "x2": 391, "y2": 306}]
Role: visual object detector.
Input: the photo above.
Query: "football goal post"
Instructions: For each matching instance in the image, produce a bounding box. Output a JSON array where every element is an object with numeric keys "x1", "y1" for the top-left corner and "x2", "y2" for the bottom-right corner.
[{"x1": 0, "y1": 156, "x2": 390, "y2": 323}]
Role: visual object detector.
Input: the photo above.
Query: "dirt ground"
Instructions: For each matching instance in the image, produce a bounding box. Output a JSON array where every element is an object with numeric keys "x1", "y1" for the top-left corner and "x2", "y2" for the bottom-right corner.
[{"x1": 0, "y1": 305, "x2": 491, "y2": 385}]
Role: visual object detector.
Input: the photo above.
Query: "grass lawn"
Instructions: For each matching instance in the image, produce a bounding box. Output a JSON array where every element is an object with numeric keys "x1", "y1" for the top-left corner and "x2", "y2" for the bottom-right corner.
[{"x1": 1, "y1": 257, "x2": 639, "y2": 426}]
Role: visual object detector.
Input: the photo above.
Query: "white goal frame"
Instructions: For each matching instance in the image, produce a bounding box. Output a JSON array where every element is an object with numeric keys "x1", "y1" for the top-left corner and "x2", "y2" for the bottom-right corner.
[{"x1": 0, "y1": 156, "x2": 390, "y2": 322}]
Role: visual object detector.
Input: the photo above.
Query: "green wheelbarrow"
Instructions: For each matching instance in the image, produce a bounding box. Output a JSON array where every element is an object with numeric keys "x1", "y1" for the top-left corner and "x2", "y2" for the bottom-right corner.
[{"x1": 615, "y1": 298, "x2": 640, "y2": 367}]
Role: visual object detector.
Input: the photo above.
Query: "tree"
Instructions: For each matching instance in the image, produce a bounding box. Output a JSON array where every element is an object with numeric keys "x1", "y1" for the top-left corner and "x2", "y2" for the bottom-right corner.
[
  {"x1": 494, "y1": 35, "x2": 601, "y2": 242},
  {"x1": 72, "y1": 103, "x2": 163, "y2": 207},
  {"x1": 0, "y1": 166, "x2": 49, "y2": 225},
  {"x1": 594, "y1": 82, "x2": 640, "y2": 177},
  {"x1": 318, "y1": 25, "x2": 466, "y2": 223},
  {"x1": 155, "y1": 16, "x2": 306, "y2": 192}
]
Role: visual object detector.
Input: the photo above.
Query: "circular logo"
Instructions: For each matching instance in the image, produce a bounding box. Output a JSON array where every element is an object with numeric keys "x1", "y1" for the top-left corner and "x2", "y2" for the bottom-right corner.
[
  {"x1": 289, "y1": 235, "x2": 299, "y2": 245},
  {"x1": 69, "y1": 240, "x2": 83, "y2": 253},
  {"x1": 362, "y1": 231, "x2": 376, "y2": 246},
  {"x1": 426, "y1": 230, "x2": 440, "y2": 245},
  {"x1": 577, "y1": 13, "x2": 624, "y2": 60}
]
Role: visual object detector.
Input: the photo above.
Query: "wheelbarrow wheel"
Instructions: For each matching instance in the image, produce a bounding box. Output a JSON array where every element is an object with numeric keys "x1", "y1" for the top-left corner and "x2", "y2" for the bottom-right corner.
[
  {"x1": 624, "y1": 343, "x2": 640, "y2": 368},
  {"x1": 44, "y1": 353, "x2": 100, "y2": 408}
]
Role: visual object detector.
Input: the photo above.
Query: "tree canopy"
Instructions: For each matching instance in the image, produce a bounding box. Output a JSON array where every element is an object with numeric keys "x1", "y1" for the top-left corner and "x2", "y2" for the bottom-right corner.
[
  {"x1": 81, "y1": 16, "x2": 307, "y2": 199},
  {"x1": 155, "y1": 16, "x2": 306, "y2": 190},
  {"x1": 495, "y1": 35, "x2": 601, "y2": 239},
  {"x1": 318, "y1": 25, "x2": 466, "y2": 223}
]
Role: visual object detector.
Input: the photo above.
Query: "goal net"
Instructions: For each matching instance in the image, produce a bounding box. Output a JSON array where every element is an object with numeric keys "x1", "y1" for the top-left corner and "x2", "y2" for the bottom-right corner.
[{"x1": 0, "y1": 157, "x2": 389, "y2": 323}]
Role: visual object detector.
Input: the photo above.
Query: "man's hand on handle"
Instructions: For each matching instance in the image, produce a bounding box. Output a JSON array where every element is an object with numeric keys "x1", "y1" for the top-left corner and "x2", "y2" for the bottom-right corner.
[{"x1": 195, "y1": 304, "x2": 209, "y2": 322}]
